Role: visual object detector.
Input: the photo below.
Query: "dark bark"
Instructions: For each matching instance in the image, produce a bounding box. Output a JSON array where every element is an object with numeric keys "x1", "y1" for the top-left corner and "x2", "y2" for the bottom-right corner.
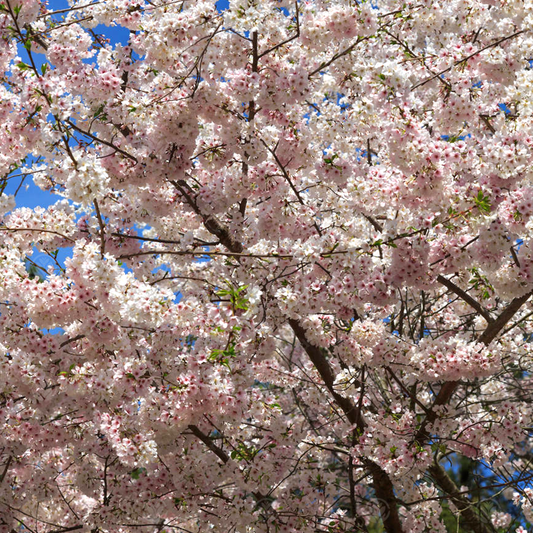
[
  {"x1": 428, "y1": 463, "x2": 496, "y2": 533},
  {"x1": 289, "y1": 318, "x2": 404, "y2": 533}
]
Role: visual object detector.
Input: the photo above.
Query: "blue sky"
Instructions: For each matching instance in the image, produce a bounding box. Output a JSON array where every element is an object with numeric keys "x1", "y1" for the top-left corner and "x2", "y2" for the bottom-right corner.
[
  {"x1": 6, "y1": 0, "x2": 230, "y2": 210},
  {"x1": 4, "y1": 0, "x2": 233, "y2": 278}
]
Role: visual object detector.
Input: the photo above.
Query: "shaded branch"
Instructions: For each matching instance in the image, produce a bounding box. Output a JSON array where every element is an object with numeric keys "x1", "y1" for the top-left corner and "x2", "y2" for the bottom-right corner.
[
  {"x1": 428, "y1": 462, "x2": 496, "y2": 533},
  {"x1": 478, "y1": 289, "x2": 533, "y2": 345},
  {"x1": 288, "y1": 319, "x2": 404, "y2": 533},
  {"x1": 93, "y1": 199, "x2": 106, "y2": 258},
  {"x1": 0, "y1": 455, "x2": 12, "y2": 484},
  {"x1": 437, "y1": 275, "x2": 493, "y2": 324},
  {"x1": 187, "y1": 425, "x2": 229, "y2": 463},
  {"x1": 170, "y1": 179, "x2": 243, "y2": 253},
  {"x1": 288, "y1": 319, "x2": 360, "y2": 427},
  {"x1": 414, "y1": 289, "x2": 533, "y2": 444}
]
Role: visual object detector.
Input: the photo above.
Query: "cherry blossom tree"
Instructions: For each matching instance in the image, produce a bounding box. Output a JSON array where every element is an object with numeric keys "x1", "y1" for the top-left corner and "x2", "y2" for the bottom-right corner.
[{"x1": 0, "y1": 0, "x2": 533, "y2": 531}]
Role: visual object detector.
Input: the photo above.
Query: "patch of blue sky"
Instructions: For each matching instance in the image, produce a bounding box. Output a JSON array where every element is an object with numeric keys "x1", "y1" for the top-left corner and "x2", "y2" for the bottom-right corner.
[
  {"x1": 441, "y1": 133, "x2": 470, "y2": 142},
  {"x1": 27, "y1": 241, "x2": 72, "y2": 274},
  {"x1": 4, "y1": 160, "x2": 59, "y2": 209},
  {"x1": 216, "y1": 0, "x2": 230, "y2": 11},
  {"x1": 43, "y1": 326, "x2": 65, "y2": 335},
  {"x1": 498, "y1": 102, "x2": 512, "y2": 115},
  {"x1": 336, "y1": 92, "x2": 350, "y2": 112},
  {"x1": 196, "y1": 246, "x2": 213, "y2": 263},
  {"x1": 148, "y1": 262, "x2": 182, "y2": 302},
  {"x1": 92, "y1": 22, "x2": 131, "y2": 47}
]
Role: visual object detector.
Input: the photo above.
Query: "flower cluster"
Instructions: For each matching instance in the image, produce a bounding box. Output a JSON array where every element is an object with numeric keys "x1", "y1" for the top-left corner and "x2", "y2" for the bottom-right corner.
[{"x1": 0, "y1": 0, "x2": 532, "y2": 531}]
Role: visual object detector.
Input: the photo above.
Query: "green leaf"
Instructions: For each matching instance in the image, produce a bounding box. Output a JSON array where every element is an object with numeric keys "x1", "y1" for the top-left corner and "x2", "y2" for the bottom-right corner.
[
  {"x1": 16, "y1": 62, "x2": 30, "y2": 71},
  {"x1": 473, "y1": 190, "x2": 491, "y2": 214},
  {"x1": 130, "y1": 467, "x2": 145, "y2": 479},
  {"x1": 324, "y1": 154, "x2": 338, "y2": 165},
  {"x1": 216, "y1": 282, "x2": 249, "y2": 311},
  {"x1": 93, "y1": 103, "x2": 105, "y2": 118}
]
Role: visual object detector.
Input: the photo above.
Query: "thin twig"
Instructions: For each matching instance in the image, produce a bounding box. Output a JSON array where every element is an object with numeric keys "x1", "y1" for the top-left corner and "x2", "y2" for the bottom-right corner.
[
  {"x1": 411, "y1": 29, "x2": 527, "y2": 90},
  {"x1": 93, "y1": 199, "x2": 106, "y2": 258},
  {"x1": 258, "y1": 1, "x2": 300, "y2": 59},
  {"x1": 66, "y1": 120, "x2": 137, "y2": 162}
]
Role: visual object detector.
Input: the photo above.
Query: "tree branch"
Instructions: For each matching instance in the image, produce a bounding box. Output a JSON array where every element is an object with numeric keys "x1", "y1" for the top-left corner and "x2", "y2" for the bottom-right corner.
[
  {"x1": 288, "y1": 319, "x2": 360, "y2": 427},
  {"x1": 288, "y1": 319, "x2": 404, "y2": 533},
  {"x1": 428, "y1": 462, "x2": 496, "y2": 533},
  {"x1": 437, "y1": 275, "x2": 493, "y2": 324},
  {"x1": 170, "y1": 179, "x2": 243, "y2": 253},
  {"x1": 66, "y1": 120, "x2": 137, "y2": 162},
  {"x1": 187, "y1": 425, "x2": 229, "y2": 463},
  {"x1": 477, "y1": 289, "x2": 533, "y2": 345},
  {"x1": 0, "y1": 455, "x2": 12, "y2": 484},
  {"x1": 258, "y1": 1, "x2": 300, "y2": 59},
  {"x1": 414, "y1": 289, "x2": 533, "y2": 444},
  {"x1": 411, "y1": 29, "x2": 527, "y2": 90},
  {"x1": 308, "y1": 36, "x2": 370, "y2": 78}
]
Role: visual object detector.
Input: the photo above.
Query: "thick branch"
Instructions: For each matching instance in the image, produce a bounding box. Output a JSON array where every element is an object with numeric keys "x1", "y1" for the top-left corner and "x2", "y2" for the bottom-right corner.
[
  {"x1": 477, "y1": 289, "x2": 533, "y2": 345},
  {"x1": 288, "y1": 319, "x2": 404, "y2": 533},
  {"x1": 170, "y1": 179, "x2": 243, "y2": 253},
  {"x1": 364, "y1": 459, "x2": 405, "y2": 533},
  {"x1": 414, "y1": 289, "x2": 533, "y2": 444},
  {"x1": 188, "y1": 425, "x2": 229, "y2": 463},
  {"x1": 0, "y1": 455, "x2": 12, "y2": 484},
  {"x1": 413, "y1": 381, "x2": 458, "y2": 444},
  {"x1": 428, "y1": 462, "x2": 496, "y2": 533},
  {"x1": 93, "y1": 199, "x2": 106, "y2": 258},
  {"x1": 49, "y1": 527, "x2": 84, "y2": 533},
  {"x1": 437, "y1": 275, "x2": 493, "y2": 323},
  {"x1": 288, "y1": 319, "x2": 360, "y2": 427}
]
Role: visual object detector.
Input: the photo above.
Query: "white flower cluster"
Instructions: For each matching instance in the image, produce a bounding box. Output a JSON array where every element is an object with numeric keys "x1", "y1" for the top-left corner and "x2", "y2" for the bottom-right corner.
[
  {"x1": 64, "y1": 152, "x2": 111, "y2": 205},
  {"x1": 0, "y1": 194, "x2": 15, "y2": 216}
]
